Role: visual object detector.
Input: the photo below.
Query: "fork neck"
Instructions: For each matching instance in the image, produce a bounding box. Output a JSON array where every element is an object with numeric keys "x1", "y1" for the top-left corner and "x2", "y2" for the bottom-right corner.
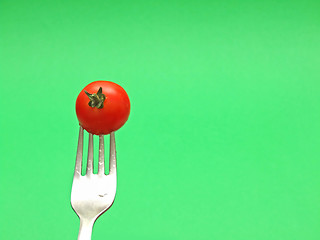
[{"x1": 78, "y1": 218, "x2": 95, "y2": 240}]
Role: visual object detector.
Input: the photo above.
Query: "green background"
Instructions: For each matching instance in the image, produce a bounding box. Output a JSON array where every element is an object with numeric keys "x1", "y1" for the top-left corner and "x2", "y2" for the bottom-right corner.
[{"x1": 1, "y1": 0, "x2": 320, "y2": 239}]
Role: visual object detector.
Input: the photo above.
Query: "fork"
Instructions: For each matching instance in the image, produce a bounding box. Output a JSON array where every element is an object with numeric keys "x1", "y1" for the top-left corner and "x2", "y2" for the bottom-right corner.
[{"x1": 71, "y1": 126, "x2": 117, "y2": 240}]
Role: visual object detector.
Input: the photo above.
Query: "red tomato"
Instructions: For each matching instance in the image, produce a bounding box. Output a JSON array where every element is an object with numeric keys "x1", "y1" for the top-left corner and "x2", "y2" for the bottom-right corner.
[{"x1": 76, "y1": 81, "x2": 130, "y2": 135}]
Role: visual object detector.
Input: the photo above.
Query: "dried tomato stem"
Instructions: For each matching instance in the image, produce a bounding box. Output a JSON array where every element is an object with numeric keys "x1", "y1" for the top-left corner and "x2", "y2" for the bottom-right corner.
[{"x1": 84, "y1": 87, "x2": 106, "y2": 109}]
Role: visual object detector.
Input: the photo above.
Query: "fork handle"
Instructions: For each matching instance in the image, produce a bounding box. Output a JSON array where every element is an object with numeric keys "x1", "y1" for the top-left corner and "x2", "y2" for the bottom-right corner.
[{"x1": 78, "y1": 218, "x2": 95, "y2": 240}]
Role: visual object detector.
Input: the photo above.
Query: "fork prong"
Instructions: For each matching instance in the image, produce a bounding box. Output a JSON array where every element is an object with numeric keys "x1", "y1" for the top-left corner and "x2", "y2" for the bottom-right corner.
[
  {"x1": 74, "y1": 126, "x2": 84, "y2": 177},
  {"x1": 86, "y1": 133, "x2": 94, "y2": 176},
  {"x1": 109, "y1": 132, "x2": 117, "y2": 175},
  {"x1": 98, "y1": 135, "x2": 105, "y2": 175}
]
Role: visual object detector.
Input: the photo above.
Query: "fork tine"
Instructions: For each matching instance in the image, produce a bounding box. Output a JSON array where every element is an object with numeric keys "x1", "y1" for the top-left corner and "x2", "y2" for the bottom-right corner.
[
  {"x1": 86, "y1": 133, "x2": 94, "y2": 176},
  {"x1": 74, "y1": 126, "x2": 84, "y2": 177},
  {"x1": 109, "y1": 132, "x2": 116, "y2": 175},
  {"x1": 98, "y1": 135, "x2": 105, "y2": 175}
]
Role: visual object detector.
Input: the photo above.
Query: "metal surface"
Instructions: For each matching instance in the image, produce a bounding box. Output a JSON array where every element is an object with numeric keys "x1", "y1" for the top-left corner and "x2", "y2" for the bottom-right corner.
[{"x1": 71, "y1": 126, "x2": 117, "y2": 240}]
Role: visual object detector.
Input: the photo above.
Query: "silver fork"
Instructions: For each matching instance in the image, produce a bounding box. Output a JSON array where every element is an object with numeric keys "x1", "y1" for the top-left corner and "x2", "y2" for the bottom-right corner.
[{"x1": 71, "y1": 126, "x2": 117, "y2": 240}]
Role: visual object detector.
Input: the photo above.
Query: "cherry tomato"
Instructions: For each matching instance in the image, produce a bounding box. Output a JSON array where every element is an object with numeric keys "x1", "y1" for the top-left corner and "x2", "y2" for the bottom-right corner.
[{"x1": 76, "y1": 81, "x2": 130, "y2": 135}]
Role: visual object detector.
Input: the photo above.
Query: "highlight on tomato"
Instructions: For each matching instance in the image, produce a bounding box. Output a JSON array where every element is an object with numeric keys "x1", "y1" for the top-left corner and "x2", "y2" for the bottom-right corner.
[{"x1": 76, "y1": 81, "x2": 130, "y2": 135}]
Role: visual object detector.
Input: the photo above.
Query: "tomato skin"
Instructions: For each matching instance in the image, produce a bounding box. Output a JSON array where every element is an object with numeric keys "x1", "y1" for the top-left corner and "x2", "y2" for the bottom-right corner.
[{"x1": 76, "y1": 81, "x2": 130, "y2": 135}]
